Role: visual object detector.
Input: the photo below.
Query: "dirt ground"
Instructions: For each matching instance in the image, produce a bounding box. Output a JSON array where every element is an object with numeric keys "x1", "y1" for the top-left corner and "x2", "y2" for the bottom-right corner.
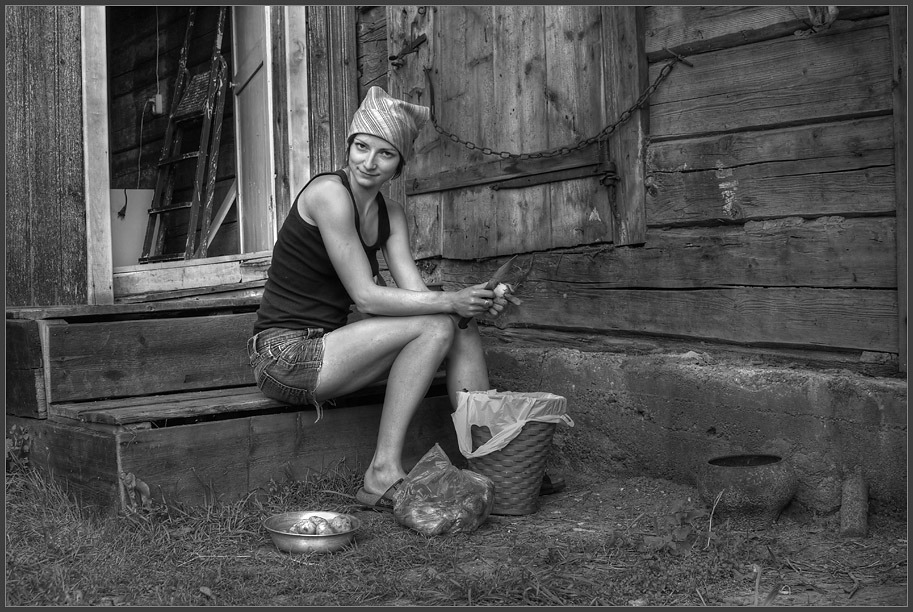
[{"x1": 350, "y1": 470, "x2": 908, "y2": 606}]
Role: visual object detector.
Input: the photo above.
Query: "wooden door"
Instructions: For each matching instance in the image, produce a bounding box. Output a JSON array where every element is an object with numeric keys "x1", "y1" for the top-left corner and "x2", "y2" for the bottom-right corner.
[
  {"x1": 232, "y1": 6, "x2": 277, "y2": 253},
  {"x1": 388, "y1": 6, "x2": 636, "y2": 261}
]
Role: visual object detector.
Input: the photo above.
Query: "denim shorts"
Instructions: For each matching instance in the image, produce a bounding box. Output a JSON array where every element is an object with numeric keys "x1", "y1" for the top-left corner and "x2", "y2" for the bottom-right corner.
[{"x1": 247, "y1": 327, "x2": 327, "y2": 421}]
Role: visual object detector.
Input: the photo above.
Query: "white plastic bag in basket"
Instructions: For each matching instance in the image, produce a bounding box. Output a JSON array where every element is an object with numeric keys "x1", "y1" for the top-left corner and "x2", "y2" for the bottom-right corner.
[{"x1": 452, "y1": 390, "x2": 574, "y2": 459}]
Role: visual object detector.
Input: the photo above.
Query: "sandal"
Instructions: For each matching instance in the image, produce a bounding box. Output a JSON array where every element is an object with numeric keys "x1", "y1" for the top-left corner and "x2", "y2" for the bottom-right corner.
[{"x1": 355, "y1": 478, "x2": 404, "y2": 513}]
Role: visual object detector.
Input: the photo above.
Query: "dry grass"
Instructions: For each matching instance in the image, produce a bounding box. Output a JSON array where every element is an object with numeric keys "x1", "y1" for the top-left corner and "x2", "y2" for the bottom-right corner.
[{"x1": 5, "y1": 454, "x2": 907, "y2": 607}]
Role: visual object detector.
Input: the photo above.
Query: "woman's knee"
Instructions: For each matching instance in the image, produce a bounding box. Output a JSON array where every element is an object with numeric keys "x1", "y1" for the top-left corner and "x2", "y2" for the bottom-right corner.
[{"x1": 420, "y1": 314, "x2": 456, "y2": 347}]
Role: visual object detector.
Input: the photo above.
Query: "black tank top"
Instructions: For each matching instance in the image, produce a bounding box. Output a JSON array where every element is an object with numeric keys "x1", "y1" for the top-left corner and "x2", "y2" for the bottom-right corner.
[{"x1": 253, "y1": 170, "x2": 391, "y2": 334}]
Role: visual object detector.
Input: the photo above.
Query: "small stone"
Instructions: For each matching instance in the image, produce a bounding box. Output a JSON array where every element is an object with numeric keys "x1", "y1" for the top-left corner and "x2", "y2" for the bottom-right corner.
[{"x1": 839, "y1": 471, "x2": 869, "y2": 538}]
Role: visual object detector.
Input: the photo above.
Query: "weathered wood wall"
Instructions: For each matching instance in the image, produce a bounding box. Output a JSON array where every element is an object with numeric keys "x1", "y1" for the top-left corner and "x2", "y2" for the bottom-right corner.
[
  {"x1": 106, "y1": 6, "x2": 239, "y2": 258},
  {"x1": 382, "y1": 5, "x2": 905, "y2": 374},
  {"x1": 5, "y1": 6, "x2": 88, "y2": 308},
  {"x1": 356, "y1": 6, "x2": 389, "y2": 98}
]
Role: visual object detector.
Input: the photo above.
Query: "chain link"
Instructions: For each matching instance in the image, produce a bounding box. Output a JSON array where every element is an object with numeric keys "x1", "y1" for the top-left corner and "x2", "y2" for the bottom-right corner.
[{"x1": 425, "y1": 56, "x2": 685, "y2": 161}]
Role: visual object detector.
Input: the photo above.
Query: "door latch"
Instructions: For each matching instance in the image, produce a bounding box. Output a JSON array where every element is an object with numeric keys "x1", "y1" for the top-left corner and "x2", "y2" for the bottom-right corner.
[{"x1": 390, "y1": 34, "x2": 427, "y2": 68}]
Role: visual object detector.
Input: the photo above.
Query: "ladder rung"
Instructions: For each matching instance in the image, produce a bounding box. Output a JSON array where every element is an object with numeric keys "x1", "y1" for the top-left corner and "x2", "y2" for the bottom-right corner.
[
  {"x1": 148, "y1": 202, "x2": 193, "y2": 214},
  {"x1": 174, "y1": 109, "x2": 205, "y2": 122},
  {"x1": 158, "y1": 151, "x2": 200, "y2": 166}
]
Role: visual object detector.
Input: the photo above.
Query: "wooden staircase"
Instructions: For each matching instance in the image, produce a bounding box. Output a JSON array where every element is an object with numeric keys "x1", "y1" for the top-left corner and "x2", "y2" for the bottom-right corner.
[{"x1": 6, "y1": 298, "x2": 456, "y2": 514}]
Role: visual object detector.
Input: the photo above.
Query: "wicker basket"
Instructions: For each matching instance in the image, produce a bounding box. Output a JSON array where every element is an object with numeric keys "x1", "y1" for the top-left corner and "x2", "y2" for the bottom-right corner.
[{"x1": 468, "y1": 420, "x2": 557, "y2": 515}]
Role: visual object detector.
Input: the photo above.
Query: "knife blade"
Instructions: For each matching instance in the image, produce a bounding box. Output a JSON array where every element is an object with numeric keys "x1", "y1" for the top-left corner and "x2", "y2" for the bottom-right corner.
[{"x1": 458, "y1": 255, "x2": 519, "y2": 329}]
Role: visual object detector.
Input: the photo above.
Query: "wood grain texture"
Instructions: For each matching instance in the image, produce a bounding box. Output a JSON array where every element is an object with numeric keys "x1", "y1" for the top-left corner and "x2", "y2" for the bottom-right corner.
[
  {"x1": 44, "y1": 312, "x2": 257, "y2": 402},
  {"x1": 6, "y1": 415, "x2": 121, "y2": 514},
  {"x1": 602, "y1": 6, "x2": 648, "y2": 245},
  {"x1": 495, "y1": 286, "x2": 897, "y2": 353},
  {"x1": 644, "y1": 5, "x2": 888, "y2": 59},
  {"x1": 440, "y1": 217, "x2": 895, "y2": 291},
  {"x1": 6, "y1": 320, "x2": 48, "y2": 418},
  {"x1": 115, "y1": 395, "x2": 457, "y2": 507},
  {"x1": 385, "y1": 5, "x2": 439, "y2": 258},
  {"x1": 5, "y1": 6, "x2": 88, "y2": 307},
  {"x1": 890, "y1": 7, "x2": 907, "y2": 372},
  {"x1": 646, "y1": 117, "x2": 895, "y2": 225},
  {"x1": 82, "y1": 6, "x2": 114, "y2": 304},
  {"x1": 648, "y1": 21, "x2": 894, "y2": 139}
]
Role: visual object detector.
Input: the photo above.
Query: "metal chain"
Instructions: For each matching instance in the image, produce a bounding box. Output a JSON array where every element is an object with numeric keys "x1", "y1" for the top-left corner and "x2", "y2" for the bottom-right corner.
[{"x1": 423, "y1": 55, "x2": 688, "y2": 161}]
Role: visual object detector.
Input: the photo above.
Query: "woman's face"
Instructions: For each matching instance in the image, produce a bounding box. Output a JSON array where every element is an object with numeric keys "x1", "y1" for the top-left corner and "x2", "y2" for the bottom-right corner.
[{"x1": 347, "y1": 134, "x2": 402, "y2": 188}]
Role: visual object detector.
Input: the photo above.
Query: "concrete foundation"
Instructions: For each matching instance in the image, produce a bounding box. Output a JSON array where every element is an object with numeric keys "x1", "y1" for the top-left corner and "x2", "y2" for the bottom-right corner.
[{"x1": 484, "y1": 346, "x2": 907, "y2": 515}]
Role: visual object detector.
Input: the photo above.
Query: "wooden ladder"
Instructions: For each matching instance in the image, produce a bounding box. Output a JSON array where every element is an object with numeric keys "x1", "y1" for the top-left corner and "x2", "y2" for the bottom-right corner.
[{"x1": 140, "y1": 7, "x2": 229, "y2": 263}]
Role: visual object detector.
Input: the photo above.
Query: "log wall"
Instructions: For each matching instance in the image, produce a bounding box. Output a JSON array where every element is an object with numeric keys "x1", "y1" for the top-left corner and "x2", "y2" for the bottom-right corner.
[{"x1": 381, "y1": 5, "x2": 904, "y2": 374}]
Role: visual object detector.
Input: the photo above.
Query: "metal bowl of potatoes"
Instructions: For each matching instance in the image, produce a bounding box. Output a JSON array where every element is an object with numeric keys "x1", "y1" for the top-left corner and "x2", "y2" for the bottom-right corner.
[{"x1": 263, "y1": 510, "x2": 360, "y2": 554}]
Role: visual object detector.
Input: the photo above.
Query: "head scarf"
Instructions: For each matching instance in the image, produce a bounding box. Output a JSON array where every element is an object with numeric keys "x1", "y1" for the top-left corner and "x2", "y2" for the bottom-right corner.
[{"x1": 347, "y1": 86, "x2": 430, "y2": 161}]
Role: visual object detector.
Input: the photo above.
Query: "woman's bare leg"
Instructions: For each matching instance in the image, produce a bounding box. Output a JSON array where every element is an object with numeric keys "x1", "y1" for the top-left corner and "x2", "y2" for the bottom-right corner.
[
  {"x1": 316, "y1": 314, "x2": 455, "y2": 495},
  {"x1": 443, "y1": 317, "x2": 491, "y2": 405}
]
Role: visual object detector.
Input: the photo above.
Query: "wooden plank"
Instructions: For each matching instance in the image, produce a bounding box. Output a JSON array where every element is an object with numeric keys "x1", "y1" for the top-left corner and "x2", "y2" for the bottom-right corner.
[
  {"x1": 890, "y1": 6, "x2": 907, "y2": 373},
  {"x1": 113, "y1": 251, "x2": 271, "y2": 298},
  {"x1": 305, "y1": 6, "x2": 334, "y2": 175},
  {"x1": 305, "y1": 6, "x2": 358, "y2": 175},
  {"x1": 440, "y1": 217, "x2": 896, "y2": 291},
  {"x1": 544, "y1": 5, "x2": 613, "y2": 248},
  {"x1": 327, "y1": 5, "x2": 359, "y2": 170},
  {"x1": 284, "y1": 6, "x2": 312, "y2": 204},
  {"x1": 44, "y1": 312, "x2": 257, "y2": 402},
  {"x1": 6, "y1": 319, "x2": 44, "y2": 369},
  {"x1": 646, "y1": 118, "x2": 895, "y2": 225},
  {"x1": 6, "y1": 320, "x2": 48, "y2": 418},
  {"x1": 403, "y1": 192, "x2": 441, "y2": 261},
  {"x1": 356, "y1": 6, "x2": 388, "y2": 97},
  {"x1": 269, "y1": 7, "x2": 292, "y2": 226},
  {"x1": 386, "y1": 5, "x2": 437, "y2": 186},
  {"x1": 441, "y1": 184, "x2": 499, "y2": 259},
  {"x1": 51, "y1": 371, "x2": 447, "y2": 425},
  {"x1": 7, "y1": 294, "x2": 261, "y2": 321},
  {"x1": 644, "y1": 6, "x2": 888, "y2": 59},
  {"x1": 385, "y1": 5, "x2": 439, "y2": 258},
  {"x1": 493, "y1": 5, "x2": 547, "y2": 153},
  {"x1": 482, "y1": 327, "x2": 900, "y2": 378},
  {"x1": 435, "y1": 6, "x2": 497, "y2": 259},
  {"x1": 4, "y1": 7, "x2": 29, "y2": 306},
  {"x1": 51, "y1": 387, "x2": 278, "y2": 424},
  {"x1": 487, "y1": 0, "x2": 555, "y2": 255},
  {"x1": 7, "y1": 414, "x2": 121, "y2": 515},
  {"x1": 5, "y1": 6, "x2": 88, "y2": 307},
  {"x1": 434, "y1": 6, "x2": 496, "y2": 173},
  {"x1": 118, "y1": 414, "x2": 256, "y2": 506},
  {"x1": 602, "y1": 6, "x2": 649, "y2": 245},
  {"x1": 491, "y1": 286, "x2": 897, "y2": 353},
  {"x1": 82, "y1": 6, "x2": 114, "y2": 305},
  {"x1": 648, "y1": 22, "x2": 894, "y2": 140},
  {"x1": 117, "y1": 396, "x2": 460, "y2": 507},
  {"x1": 406, "y1": 147, "x2": 600, "y2": 195}
]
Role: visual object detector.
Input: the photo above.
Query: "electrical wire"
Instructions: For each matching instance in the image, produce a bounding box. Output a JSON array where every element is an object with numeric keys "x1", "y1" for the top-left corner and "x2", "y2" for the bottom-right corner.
[
  {"x1": 119, "y1": 98, "x2": 152, "y2": 218},
  {"x1": 120, "y1": 10, "x2": 159, "y2": 219},
  {"x1": 155, "y1": 6, "x2": 160, "y2": 96}
]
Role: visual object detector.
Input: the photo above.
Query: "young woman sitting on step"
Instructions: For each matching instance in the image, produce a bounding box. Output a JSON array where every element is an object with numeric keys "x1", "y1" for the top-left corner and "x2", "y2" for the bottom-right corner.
[{"x1": 248, "y1": 87, "x2": 561, "y2": 512}]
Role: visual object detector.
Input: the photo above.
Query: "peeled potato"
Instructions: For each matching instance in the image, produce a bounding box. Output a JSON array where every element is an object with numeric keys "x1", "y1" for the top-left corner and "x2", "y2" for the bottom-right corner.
[
  {"x1": 315, "y1": 521, "x2": 333, "y2": 535},
  {"x1": 493, "y1": 283, "x2": 512, "y2": 298},
  {"x1": 330, "y1": 515, "x2": 352, "y2": 533},
  {"x1": 291, "y1": 518, "x2": 316, "y2": 535}
]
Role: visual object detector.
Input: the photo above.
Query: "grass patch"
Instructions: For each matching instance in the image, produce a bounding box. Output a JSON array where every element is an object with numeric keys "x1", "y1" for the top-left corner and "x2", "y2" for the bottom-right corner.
[{"x1": 5, "y1": 455, "x2": 906, "y2": 606}]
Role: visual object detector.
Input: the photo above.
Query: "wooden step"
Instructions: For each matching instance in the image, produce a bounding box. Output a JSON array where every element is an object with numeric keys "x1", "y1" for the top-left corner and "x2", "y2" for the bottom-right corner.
[
  {"x1": 9, "y1": 390, "x2": 458, "y2": 515},
  {"x1": 7, "y1": 300, "x2": 459, "y2": 515},
  {"x1": 50, "y1": 372, "x2": 449, "y2": 427}
]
